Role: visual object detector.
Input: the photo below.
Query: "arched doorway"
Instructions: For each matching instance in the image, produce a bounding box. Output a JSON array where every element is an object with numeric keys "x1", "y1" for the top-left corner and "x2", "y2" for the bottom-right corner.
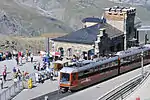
[
  {"x1": 117, "y1": 43, "x2": 121, "y2": 51},
  {"x1": 88, "y1": 49, "x2": 94, "y2": 60},
  {"x1": 58, "y1": 47, "x2": 64, "y2": 57},
  {"x1": 67, "y1": 48, "x2": 72, "y2": 57},
  {"x1": 82, "y1": 51, "x2": 88, "y2": 60}
]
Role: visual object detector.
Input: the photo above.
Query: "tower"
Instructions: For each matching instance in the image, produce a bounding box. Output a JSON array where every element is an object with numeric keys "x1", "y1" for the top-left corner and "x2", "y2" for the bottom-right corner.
[{"x1": 104, "y1": 6, "x2": 136, "y2": 49}]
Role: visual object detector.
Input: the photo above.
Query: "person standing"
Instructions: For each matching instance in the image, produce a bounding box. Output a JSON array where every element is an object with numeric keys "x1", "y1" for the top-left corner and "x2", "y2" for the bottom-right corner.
[
  {"x1": 30, "y1": 53, "x2": 33, "y2": 63},
  {"x1": 33, "y1": 62, "x2": 37, "y2": 70},
  {"x1": 13, "y1": 67, "x2": 17, "y2": 73},
  {"x1": 15, "y1": 56, "x2": 19, "y2": 65},
  {"x1": 37, "y1": 62, "x2": 40, "y2": 71}
]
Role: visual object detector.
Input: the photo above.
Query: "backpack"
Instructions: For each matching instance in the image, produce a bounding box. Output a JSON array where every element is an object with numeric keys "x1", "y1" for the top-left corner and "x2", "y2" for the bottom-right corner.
[{"x1": 3, "y1": 71, "x2": 6, "y2": 76}]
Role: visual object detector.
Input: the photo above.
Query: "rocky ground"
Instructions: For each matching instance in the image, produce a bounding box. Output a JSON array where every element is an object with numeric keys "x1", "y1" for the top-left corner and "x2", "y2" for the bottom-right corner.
[{"x1": 0, "y1": 35, "x2": 45, "y2": 54}]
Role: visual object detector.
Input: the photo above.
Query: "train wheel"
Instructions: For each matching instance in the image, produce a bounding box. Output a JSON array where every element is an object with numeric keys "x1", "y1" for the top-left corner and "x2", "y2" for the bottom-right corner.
[
  {"x1": 64, "y1": 88, "x2": 68, "y2": 92},
  {"x1": 60, "y1": 88, "x2": 68, "y2": 93},
  {"x1": 68, "y1": 90, "x2": 74, "y2": 93}
]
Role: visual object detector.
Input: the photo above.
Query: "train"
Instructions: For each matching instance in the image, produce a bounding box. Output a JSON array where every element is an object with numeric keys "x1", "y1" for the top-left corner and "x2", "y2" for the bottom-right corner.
[{"x1": 59, "y1": 44, "x2": 150, "y2": 92}]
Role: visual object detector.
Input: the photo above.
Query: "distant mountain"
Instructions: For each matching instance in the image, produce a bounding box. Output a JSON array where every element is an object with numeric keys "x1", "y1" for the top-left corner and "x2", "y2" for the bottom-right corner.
[
  {"x1": 0, "y1": 0, "x2": 73, "y2": 36},
  {"x1": 1, "y1": 0, "x2": 150, "y2": 36},
  {"x1": 16, "y1": 0, "x2": 150, "y2": 29}
]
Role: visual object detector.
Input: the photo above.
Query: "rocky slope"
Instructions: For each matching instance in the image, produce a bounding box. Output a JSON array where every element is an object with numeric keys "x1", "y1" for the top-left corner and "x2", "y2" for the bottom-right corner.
[
  {"x1": 1, "y1": 0, "x2": 150, "y2": 36},
  {"x1": 0, "y1": 0, "x2": 73, "y2": 36}
]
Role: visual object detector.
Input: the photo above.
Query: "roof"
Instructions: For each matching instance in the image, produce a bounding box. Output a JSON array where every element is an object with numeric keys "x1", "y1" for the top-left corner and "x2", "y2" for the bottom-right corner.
[
  {"x1": 116, "y1": 44, "x2": 150, "y2": 58},
  {"x1": 60, "y1": 67, "x2": 78, "y2": 73},
  {"x1": 52, "y1": 23, "x2": 123, "y2": 44},
  {"x1": 82, "y1": 17, "x2": 106, "y2": 23},
  {"x1": 60, "y1": 56, "x2": 119, "y2": 73}
]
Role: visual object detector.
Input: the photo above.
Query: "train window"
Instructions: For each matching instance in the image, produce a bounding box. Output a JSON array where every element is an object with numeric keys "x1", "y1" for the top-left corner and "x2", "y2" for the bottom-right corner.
[
  {"x1": 95, "y1": 66, "x2": 99, "y2": 71},
  {"x1": 102, "y1": 64, "x2": 105, "y2": 68},
  {"x1": 89, "y1": 68, "x2": 94, "y2": 73},
  {"x1": 109, "y1": 62, "x2": 113, "y2": 67},
  {"x1": 78, "y1": 72, "x2": 83, "y2": 77},
  {"x1": 61, "y1": 73, "x2": 70, "y2": 82},
  {"x1": 112, "y1": 61, "x2": 118, "y2": 66},
  {"x1": 72, "y1": 73, "x2": 76, "y2": 81}
]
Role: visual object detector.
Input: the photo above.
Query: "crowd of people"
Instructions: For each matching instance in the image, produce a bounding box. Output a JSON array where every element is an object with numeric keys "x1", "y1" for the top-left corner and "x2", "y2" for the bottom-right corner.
[{"x1": 0, "y1": 49, "x2": 34, "y2": 89}]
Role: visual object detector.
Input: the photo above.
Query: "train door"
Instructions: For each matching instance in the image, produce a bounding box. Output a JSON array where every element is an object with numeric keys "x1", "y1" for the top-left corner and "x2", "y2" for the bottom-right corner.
[{"x1": 70, "y1": 73, "x2": 78, "y2": 87}]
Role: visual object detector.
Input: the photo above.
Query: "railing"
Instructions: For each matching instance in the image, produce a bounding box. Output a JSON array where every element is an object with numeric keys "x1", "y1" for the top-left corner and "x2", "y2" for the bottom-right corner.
[
  {"x1": 0, "y1": 70, "x2": 54, "y2": 100},
  {"x1": 97, "y1": 72, "x2": 150, "y2": 100},
  {"x1": 0, "y1": 81, "x2": 24, "y2": 100},
  {"x1": 26, "y1": 73, "x2": 36, "y2": 84}
]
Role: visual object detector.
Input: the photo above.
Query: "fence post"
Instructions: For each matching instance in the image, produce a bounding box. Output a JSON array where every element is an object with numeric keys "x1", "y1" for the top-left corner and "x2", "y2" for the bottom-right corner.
[
  {"x1": 9, "y1": 87, "x2": 11, "y2": 99},
  {"x1": 121, "y1": 93, "x2": 123, "y2": 100},
  {"x1": 5, "y1": 91, "x2": 6, "y2": 100},
  {"x1": 14, "y1": 84, "x2": 15, "y2": 94}
]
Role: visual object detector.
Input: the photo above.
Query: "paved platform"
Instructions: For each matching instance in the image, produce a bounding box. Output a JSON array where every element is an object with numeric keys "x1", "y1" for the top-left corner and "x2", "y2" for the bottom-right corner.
[
  {"x1": 12, "y1": 78, "x2": 58, "y2": 100},
  {"x1": 126, "y1": 71, "x2": 150, "y2": 100},
  {"x1": 0, "y1": 56, "x2": 42, "y2": 94}
]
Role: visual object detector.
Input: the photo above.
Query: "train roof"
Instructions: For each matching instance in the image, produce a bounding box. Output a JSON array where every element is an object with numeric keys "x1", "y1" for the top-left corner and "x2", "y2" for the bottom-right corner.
[
  {"x1": 116, "y1": 44, "x2": 150, "y2": 58},
  {"x1": 78, "y1": 56, "x2": 118, "y2": 72},
  {"x1": 60, "y1": 56, "x2": 118, "y2": 73},
  {"x1": 60, "y1": 67, "x2": 78, "y2": 73}
]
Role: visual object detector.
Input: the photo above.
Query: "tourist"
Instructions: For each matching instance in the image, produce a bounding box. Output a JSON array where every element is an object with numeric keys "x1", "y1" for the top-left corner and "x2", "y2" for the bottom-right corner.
[
  {"x1": 19, "y1": 56, "x2": 23, "y2": 65},
  {"x1": 13, "y1": 67, "x2": 17, "y2": 73},
  {"x1": 15, "y1": 56, "x2": 19, "y2": 65},
  {"x1": 35, "y1": 73, "x2": 39, "y2": 83},
  {"x1": 33, "y1": 62, "x2": 37, "y2": 70},
  {"x1": 30, "y1": 53, "x2": 33, "y2": 63},
  {"x1": 37, "y1": 62, "x2": 40, "y2": 71},
  {"x1": 0, "y1": 78, "x2": 3, "y2": 89},
  {"x1": 2, "y1": 69, "x2": 7, "y2": 81},
  {"x1": 17, "y1": 69, "x2": 22, "y2": 81}
]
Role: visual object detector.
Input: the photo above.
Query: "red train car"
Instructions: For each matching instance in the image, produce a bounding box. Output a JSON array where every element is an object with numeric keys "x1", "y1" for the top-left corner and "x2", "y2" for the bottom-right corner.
[{"x1": 59, "y1": 44, "x2": 150, "y2": 92}]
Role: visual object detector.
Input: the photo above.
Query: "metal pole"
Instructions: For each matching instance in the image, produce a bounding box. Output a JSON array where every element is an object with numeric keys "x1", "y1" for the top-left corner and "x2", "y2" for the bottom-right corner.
[
  {"x1": 145, "y1": 31, "x2": 148, "y2": 44},
  {"x1": 47, "y1": 38, "x2": 50, "y2": 56},
  {"x1": 56, "y1": 75, "x2": 60, "y2": 100},
  {"x1": 124, "y1": 13, "x2": 127, "y2": 50},
  {"x1": 141, "y1": 51, "x2": 144, "y2": 78},
  {"x1": 47, "y1": 38, "x2": 50, "y2": 66}
]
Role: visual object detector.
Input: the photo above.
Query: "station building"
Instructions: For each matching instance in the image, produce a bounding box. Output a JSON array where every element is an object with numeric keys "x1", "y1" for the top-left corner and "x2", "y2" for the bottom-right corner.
[{"x1": 50, "y1": 6, "x2": 138, "y2": 58}]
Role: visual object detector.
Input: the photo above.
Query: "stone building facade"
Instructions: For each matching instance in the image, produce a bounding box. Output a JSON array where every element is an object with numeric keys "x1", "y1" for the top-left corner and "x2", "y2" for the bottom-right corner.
[
  {"x1": 53, "y1": 41, "x2": 93, "y2": 57},
  {"x1": 50, "y1": 6, "x2": 137, "y2": 58}
]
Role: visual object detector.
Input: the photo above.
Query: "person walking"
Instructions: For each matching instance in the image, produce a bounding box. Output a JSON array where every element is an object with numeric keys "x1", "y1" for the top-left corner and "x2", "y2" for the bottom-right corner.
[
  {"x1": 0, "y1": 78, "x2": 3, "y2": 89},
  {"x1": 2, "y1": 69, "x2": 7, "y2": 81}
]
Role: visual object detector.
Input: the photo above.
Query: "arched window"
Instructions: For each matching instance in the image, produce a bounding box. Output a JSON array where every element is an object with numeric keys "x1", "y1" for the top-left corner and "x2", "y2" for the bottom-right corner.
[{"x1": 58, "y1": 47, "x2": 64, "y2": 56}]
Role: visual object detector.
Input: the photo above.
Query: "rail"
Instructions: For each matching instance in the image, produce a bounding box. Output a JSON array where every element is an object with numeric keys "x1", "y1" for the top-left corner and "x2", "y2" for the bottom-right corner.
[
  {"x1": 0, "y1": 81, "x2": 24, "y2": 100},
  {"x1": 0, "y1": 72, "x2": 37, "y2": 100},
  {"x1": 97, "y1": 72, "x2": 150, "y2": 100}
]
